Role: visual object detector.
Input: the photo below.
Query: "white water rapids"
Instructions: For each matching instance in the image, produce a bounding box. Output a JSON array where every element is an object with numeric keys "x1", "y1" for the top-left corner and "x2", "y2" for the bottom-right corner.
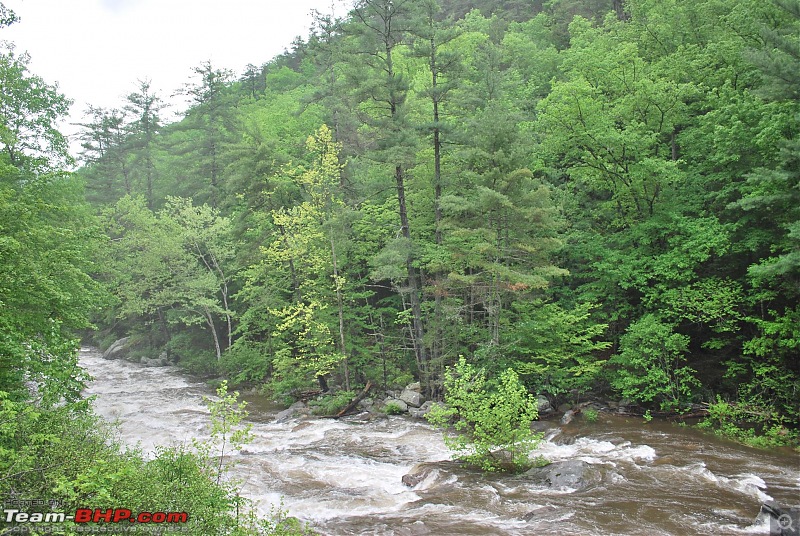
[{"x1": 80, "y1": 347, "x2": 800, "y2": 535}]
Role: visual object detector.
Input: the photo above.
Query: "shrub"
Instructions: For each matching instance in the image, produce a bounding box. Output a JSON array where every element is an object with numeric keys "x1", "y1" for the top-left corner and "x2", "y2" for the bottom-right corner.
[
  {"x1": 383, "y1": 401, "x2": 406, "y2": 415},
  {"x1": 608, "y1": 315, "x2": 699, "y2": 411},
  {"x1": 309, "y1": 391, "x2": 356, "y2": 416},
  {"x1": 426, "y1": 356, "x2": 543, "y2": 472}
]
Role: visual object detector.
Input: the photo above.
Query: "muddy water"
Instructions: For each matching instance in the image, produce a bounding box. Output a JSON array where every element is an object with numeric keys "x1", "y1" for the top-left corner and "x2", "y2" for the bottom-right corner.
[{"x1": 80, "y1": 348, "x2": 799, "y2": 535}]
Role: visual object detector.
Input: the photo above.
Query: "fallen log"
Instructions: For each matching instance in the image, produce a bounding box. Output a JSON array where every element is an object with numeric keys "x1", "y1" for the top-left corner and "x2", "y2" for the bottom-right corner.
[{"x1": 335, "y1": 381, "x2": 372, "y2": 419}]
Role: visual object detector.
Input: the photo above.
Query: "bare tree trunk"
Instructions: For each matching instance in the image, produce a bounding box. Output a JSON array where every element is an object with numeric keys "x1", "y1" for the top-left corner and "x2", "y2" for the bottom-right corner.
[{"x1": 204, "y1": 307, "x2": 222, "y2": 360}]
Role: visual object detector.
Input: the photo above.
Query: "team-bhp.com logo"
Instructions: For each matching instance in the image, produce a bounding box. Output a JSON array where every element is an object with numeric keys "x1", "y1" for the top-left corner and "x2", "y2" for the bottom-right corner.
[{"x1": 4, "y1": 507, "x2": 188, "y2": 524}]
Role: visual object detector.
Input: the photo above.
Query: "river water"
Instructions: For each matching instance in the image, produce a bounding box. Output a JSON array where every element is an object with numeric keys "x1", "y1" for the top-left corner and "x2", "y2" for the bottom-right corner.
[{"x1": 79, "y1": 347, "x2": 799, "y2": 535}]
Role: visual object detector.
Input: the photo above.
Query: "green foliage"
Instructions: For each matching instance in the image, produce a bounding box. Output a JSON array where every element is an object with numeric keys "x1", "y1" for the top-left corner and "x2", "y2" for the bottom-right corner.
[
  {"x1": 199, "y1": 381, "x2": 254, "y2": 484},
  {"x1": 426, "y1": 357, "x2": 542, "y2": 472},
  {"x1": 383, "y1": 401, "x2": 407, "y2": 415},
  {"x1": 309, "y1": 390, "x2": 357, "y2": 416},
  {"x1": 0, "y1": 389, "x2": 312, "y2": 535},
  {"x1": 698, "y1": 398, "x2": 799, "y2": 448},
  {"x1": 219, "y1": 343, "x2": 271, "y2": 385},
  {"x1": 63, "y1": 0, "x2": 800, "y2": 442},
  {"x1": 509, "y1": 301, "x2": 610, "y2": 398},
  {"x1": 609, "y1": 315, "x2": 699, "y2": 411},
  {"x1": 583, "y1": 408, "x2": 599, "y2": 423}
]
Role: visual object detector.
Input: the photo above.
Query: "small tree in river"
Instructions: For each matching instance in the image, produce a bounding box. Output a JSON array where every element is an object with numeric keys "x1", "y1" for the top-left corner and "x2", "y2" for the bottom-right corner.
[{"x1": 426, "y1": 356, "x2": 542, "y2": 472}]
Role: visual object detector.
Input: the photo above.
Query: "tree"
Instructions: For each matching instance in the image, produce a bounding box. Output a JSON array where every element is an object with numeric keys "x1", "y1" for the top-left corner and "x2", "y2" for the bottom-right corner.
[
  {"x1": 345, "y1": 0, "x2": 431, "y2": 390},
  {"x1": 0, "y1": 35, "x2": 103, "y2": 402},
  {"x1": 77, "y1": 106, "x2": 133, "y2": 201},
  {"x1": 175, "y1": 61, "x2": 237, "y2": 206},
  {"x1": 0, "y1": 45, "x2": 71, "y2": 168},
  {"x1": 103, "y1": 195, "x2": 234, "y2": 360},
  {"x1": 426, "y1": 356, "x2": 542, "y2": 472},
  {"x1": 125, "y1": 79, "x2": 165, "y2": 209}
]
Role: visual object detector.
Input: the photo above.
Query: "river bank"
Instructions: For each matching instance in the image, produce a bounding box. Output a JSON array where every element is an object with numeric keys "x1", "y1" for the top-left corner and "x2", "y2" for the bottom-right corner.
[{"x1": 81, "y1": 347, "x2": 799, "y2": 535}]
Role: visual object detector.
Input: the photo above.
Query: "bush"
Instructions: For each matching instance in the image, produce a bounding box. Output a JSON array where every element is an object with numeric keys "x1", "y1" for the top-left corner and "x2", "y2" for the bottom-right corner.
[
  {"x1": 608, "y1": 315, "x2": 699, "y2": 411},
  {"x1": 697, "y1": 397, "x2": 800, "y2": 448},
  {"x1": 219, "y1": 343, "x2": 271, "y2": 385},
  {"x1": 583, "y1": 408, "x2": 599, "y2": 422},
  {"x1": 426, "y1": 356, "x2": 543, "y2": 472},
  {"x1": 309, "y1": 391, "x2": 356, "y2": 416},
  {"x1": 383, "y1": 401, "x2": 406, "y2": 415},
  {"x1": 0, "y1": 390, "x2": 314, "y2": 535}
]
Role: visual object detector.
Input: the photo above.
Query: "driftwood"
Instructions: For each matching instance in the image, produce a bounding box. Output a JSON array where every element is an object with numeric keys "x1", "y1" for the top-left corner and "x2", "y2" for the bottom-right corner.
[{"x1": 334, "y1": 381, "x2": 372, "y2": 419}]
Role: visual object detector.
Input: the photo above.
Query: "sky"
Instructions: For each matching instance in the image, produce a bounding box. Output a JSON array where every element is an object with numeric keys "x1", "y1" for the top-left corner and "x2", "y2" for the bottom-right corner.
[{"x1": 2, "y1": 0, "x2": 345, "y2": 157}]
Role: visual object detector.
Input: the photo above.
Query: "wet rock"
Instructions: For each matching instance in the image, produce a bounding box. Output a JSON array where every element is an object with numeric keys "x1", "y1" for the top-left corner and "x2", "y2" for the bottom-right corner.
[
  {"x1": 291, "y1": 421, "x2": 313, "y2": 432},
  {"x1": 140, "y1": 356, "x2": 168, "y2": 367},
  {"x1": 102, "y1": 337, "x2": 130, "y2": 360},
  {"x1": 401, "y1": 463, "x2": 438, "y2": 488},
  {"x1": 275, "y1": 401, "x2": 307, "y2": 423},
  {"x1": 400, "y1": 389, "x2": 426, "y2": 408},
  {"x1": 537, "y1": 396, "x2": 553, "y2": 414},
  {"x1": 558, "y1": 403, "x2": 573, "y2": 413},
  {"x1": 561, "y1": 409, "x2": 576, "y2": 425},
  {"x1": 408, "y1": 400, "x2": 440, "y2": 419},
  {"x1": 524, "y1": 460, "x2": 600, "y2": 491},
  {"x1": 761, "y1": 501, "x2": 798, "y2": 536}
]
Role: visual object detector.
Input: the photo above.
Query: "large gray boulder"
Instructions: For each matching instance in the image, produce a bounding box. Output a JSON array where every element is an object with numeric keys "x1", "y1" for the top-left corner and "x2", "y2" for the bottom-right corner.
[
  {"x1": 524, "y1": 460, "x2": 600, "y2": 491},
  {"x1": 400, "y1": 388, "x2": 426, "y2": 408},
  {"x1": 102, "y1": 337, "x2": 130, "y2": 360},
  {"x1": 384, "y1": 398, "x2": 409, "y2": 413}
]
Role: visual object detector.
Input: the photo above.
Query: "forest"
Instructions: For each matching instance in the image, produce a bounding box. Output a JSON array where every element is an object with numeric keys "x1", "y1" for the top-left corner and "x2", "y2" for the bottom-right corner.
[
  {"x1": 1, "y1": 0, "x2": 799, "y2": 523},
  {"x1": 1, "y1": 0, "x2": 798, "y2": 532},
  {"x1": 75, "y1": 0, "x2": 799, "y2": 444}
]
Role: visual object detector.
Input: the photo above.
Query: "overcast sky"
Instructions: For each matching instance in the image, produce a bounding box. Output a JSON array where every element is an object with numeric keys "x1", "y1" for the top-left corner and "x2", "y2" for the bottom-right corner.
[{"x1": 2, "y1": 0, "x2": 346, "y2": 156}]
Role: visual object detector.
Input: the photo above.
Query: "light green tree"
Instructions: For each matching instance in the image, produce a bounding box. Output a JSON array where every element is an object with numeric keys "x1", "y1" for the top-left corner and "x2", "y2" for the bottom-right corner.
[{"x1": 426, "y1": 356, "x2": 542, "y2": 472}]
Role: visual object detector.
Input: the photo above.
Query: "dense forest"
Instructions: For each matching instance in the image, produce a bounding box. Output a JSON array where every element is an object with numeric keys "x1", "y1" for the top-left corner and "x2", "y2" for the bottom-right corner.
[
  {"x1": 1, "y1": 0, "x2": 798, "y2": 532},
  {"x1": 76, "y1": 0, "x2": 799, "y2": 444},
  {"x1": 2, "y1": 0, "x2": 799, "y2": 492}
]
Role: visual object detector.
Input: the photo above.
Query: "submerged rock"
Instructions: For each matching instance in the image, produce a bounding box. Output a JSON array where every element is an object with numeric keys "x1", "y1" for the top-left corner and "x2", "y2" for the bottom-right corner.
[
  {"x1": 401, "y1": 462, "x2": 446, "y2": 489},
  {"x1": 275, "y1": 401, "x2": 308, "y2": 423}
]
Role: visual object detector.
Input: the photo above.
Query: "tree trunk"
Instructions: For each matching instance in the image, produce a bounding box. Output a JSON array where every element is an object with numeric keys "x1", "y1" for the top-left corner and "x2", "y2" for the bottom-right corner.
[{"x1": 334, "y1": 381, "x2": 372, "y2": 419}]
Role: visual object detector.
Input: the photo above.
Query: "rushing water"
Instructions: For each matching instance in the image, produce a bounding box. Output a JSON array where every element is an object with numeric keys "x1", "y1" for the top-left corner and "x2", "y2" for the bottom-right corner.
[{"x1": 80, "y1": 347, "x2": 800, "y2": 535}]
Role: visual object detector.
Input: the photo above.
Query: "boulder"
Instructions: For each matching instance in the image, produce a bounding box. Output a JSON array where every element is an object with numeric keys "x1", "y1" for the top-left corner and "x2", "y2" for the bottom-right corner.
[
  {"x1": 275, "y1": 401, "x2": 307, "y2": 423},
  {"x1": 406, "y1": 382, "x2": 422, "y2": 392},
  {"x1": 408, "y1": 400, "x2": 439, "y2": 419},
  {"x1": 102, "y1": 337, "x2": 130, "y2": 360},
  {"x1": 401, "y1": 463, "x2": 438, "y2": 488},
  {"x1": 561, "y1": 409, "x2": 576, "y2": 425},
  {"x1": 400, "y1": 389, "x2": 426, "y2": 408},
  {"x1": 384, "y1": 398, "x2": 408, "y2": 413},
  {"x1": 140, "y1": 356, "x2": 168, "y2": 367},
  {"x1": 357, "y1": 397, "x2": 374, "y2": 409},
  {"x1": 537, "y1": 396, "x2": 553, "y2": 414},
  {"x1": 524, "y1": 460, "x2": 600, "y2": 491},
  {"x1": 557, "y1": 403, "x2": 573, "y2": 413}
]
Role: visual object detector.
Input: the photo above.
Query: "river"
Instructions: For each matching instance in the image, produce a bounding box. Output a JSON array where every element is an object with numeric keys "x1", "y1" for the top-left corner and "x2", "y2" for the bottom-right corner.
[{"x1": 79, "y1": 347, "x2": 799, "y2": 535}]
